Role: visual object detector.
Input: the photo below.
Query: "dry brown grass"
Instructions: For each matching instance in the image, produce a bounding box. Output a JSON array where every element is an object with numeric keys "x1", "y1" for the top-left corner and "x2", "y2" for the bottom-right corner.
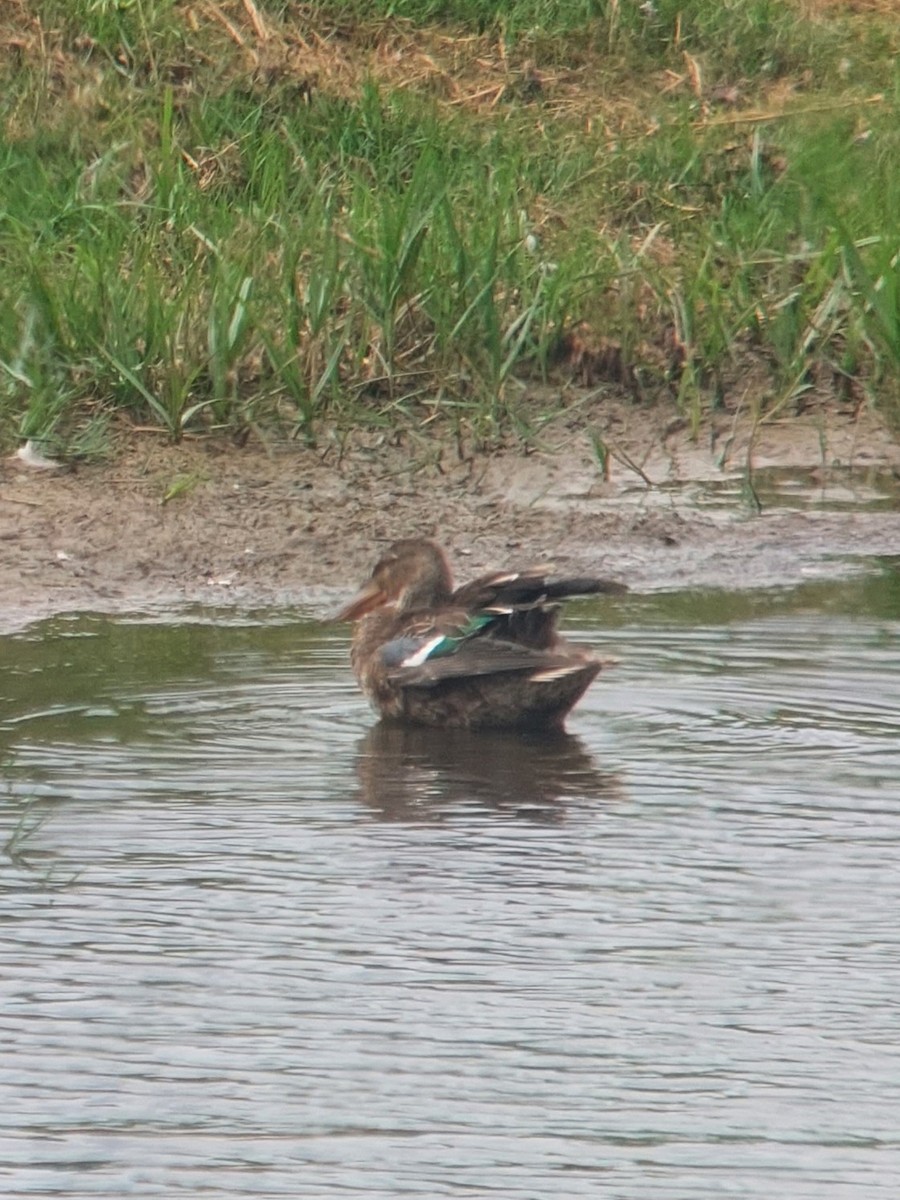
[{"x1": 6, "y1": 0, "x2": 893, "y2": 150}]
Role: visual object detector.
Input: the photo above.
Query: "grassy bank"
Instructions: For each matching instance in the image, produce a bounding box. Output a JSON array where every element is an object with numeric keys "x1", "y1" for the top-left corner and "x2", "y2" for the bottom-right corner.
[{"x1": 1, "y1": 0, "x2": 898, "y2": 452}]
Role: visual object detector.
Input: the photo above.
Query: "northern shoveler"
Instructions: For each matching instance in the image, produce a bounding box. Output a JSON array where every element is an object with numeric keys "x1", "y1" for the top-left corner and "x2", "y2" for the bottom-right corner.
[{"x1": 335, "y1": 538, "x2": 625, "y2": 730}]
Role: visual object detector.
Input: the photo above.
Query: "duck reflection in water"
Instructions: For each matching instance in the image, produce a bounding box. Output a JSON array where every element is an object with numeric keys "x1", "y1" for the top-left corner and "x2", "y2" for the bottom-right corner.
[{"x1": 355, "y1": 722, "x2": 622, "y2": 823}]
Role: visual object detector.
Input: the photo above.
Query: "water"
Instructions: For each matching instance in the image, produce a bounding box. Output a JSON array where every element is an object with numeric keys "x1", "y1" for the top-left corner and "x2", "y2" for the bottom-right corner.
[
  {"x1": 659, "y1": 464, "x2": 900, "y2": 514},
  {"x1": 2, "y1": 566, "x2": 900, "y2": 1199}
]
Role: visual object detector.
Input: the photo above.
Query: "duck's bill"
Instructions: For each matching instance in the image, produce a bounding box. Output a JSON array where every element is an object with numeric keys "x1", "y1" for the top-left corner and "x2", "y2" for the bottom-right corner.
[{"x1": 333, "y1": 581, "x2": 387, "y2": 621}]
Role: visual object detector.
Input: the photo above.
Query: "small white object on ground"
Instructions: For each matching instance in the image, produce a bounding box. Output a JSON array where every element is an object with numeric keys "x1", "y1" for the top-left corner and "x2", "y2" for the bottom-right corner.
[{"x1": 14, "y1": 441, "x2": 63, "y2": 470}]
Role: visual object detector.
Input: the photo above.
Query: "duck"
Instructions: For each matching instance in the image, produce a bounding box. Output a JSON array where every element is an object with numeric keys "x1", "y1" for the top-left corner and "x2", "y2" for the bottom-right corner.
[{"x1": 335, "y1": 538, "x2": 625, "y2": 731}]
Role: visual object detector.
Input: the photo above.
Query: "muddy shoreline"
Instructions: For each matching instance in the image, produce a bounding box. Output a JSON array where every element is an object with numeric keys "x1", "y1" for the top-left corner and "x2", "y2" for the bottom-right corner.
[{"x1": 3, "y1": 402, "x2": 899, "y2": 634}]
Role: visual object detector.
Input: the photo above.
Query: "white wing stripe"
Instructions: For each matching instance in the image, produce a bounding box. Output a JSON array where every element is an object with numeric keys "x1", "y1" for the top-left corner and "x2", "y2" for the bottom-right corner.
[{"x1": 401, "y1": 635, "x2": 446, "y2": 667}]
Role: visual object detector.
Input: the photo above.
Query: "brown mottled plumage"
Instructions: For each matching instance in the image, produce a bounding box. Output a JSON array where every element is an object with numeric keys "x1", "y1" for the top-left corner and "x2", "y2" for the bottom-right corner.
[{"x1": 335, "y1": 539, "x2": 625, "y2": 731}]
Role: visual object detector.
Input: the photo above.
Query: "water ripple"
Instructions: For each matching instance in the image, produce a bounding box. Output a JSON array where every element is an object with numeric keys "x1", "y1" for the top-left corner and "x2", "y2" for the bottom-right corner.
[{"x1": 2, "y1": 591, "x2": 900, "y2": 1197}]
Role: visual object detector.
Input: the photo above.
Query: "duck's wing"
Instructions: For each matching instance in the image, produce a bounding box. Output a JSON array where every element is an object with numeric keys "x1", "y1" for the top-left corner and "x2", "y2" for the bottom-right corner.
[
  {"x1": 376, "y1": 610, "x2": 497, "y2": 672},
  {"x1": 381, "y1": 630, "x2": 597, "y2": 689},
  {"x1": 452, "y1": 568, "x2": 626, "y2": 612},
  {"x1": 449, "y1": 569, "x2": 625, "y2": 650}
]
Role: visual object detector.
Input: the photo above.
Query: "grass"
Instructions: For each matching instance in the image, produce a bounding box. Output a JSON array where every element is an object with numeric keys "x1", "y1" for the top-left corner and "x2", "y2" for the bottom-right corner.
[{"x1": 0, "y1": 0, "x2": 897, "y2": 451}]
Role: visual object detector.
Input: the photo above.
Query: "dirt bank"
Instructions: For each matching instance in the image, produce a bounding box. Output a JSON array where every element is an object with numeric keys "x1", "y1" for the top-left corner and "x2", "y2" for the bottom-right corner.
[{"x1": 3, "y1": 400, "x2": 899, "y2": 633}]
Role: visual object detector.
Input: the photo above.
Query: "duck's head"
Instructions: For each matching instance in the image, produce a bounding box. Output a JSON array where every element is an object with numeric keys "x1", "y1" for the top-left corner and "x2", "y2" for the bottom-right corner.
[{"x1": 336, "y1": 539, "x2": 455, "y2": 620}]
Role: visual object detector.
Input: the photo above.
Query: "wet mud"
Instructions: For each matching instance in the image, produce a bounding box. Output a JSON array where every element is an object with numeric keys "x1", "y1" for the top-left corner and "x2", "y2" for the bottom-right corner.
[{"x1": 2, "y1": 400, "x2": 899, "y2": 632}]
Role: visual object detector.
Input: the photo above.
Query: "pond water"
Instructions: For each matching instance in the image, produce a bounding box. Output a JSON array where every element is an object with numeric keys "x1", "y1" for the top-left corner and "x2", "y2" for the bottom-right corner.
[{"x1": 2, "y1": 564, "x2": 899, "y2": 1199}]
